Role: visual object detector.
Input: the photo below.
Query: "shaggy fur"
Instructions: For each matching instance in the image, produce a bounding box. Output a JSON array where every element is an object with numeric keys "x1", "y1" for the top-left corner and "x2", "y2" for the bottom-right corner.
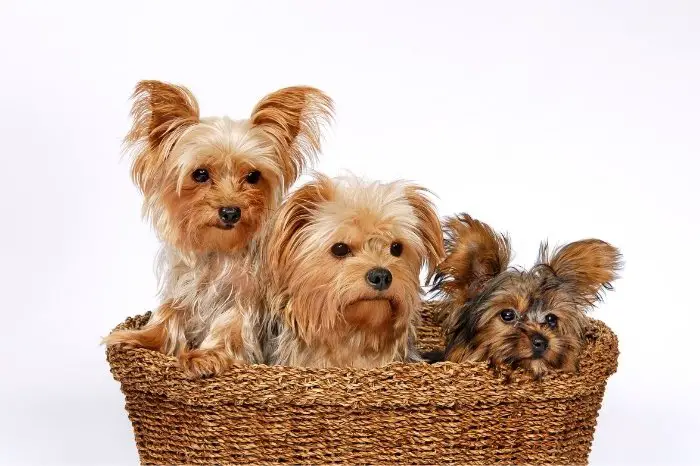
[
  {"x1": 431, "y1": 214, "x2": 622, "y2": 378},
  {"x1": 104, "y1": 80, "x2": 333, "y2": 378},
  {"x1": 262, "y1": 174, "x2": 445, "y2": 368}
]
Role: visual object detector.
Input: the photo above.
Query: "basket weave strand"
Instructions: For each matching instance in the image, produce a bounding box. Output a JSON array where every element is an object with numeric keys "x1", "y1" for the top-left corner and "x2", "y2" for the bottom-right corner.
[{"x1": 106, "y1": 305, "x2": 618, "y2": 465}]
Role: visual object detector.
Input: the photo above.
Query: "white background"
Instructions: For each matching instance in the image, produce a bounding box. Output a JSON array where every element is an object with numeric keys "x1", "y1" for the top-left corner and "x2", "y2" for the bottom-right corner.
[{"x1": 1, "y1": 1, "x2": 698, "y2": 464}]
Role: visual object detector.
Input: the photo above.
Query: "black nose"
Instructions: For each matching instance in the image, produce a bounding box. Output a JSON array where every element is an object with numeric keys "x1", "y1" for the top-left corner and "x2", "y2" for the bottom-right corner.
[
  {"x1": 218, "y1": 206, "x2": 241, "y2": 224},
  {"x1": 531, "y1": 334, "x2": 549, "y2": 355},
  {"x1": 366, "y1": 267, "x2": 392, "y2": 291}
]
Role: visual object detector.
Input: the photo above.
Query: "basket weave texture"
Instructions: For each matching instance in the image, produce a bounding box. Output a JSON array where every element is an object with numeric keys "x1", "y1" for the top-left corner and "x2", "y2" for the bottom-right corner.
[{"x1": 106, "y1": 305, "x2": 618, "y2": 465}]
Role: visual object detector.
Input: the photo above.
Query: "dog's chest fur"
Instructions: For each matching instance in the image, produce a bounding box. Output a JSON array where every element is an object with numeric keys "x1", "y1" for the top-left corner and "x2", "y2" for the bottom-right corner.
[
  {"x1": 157, "y1": 246, "x2": 259, "y2": 346},
  {"x1": 268, "y1": 311, "x2": 420, "y2": 368},
  {"x1": 282, "y1": 335, "x2": 408, "y2": 368}
]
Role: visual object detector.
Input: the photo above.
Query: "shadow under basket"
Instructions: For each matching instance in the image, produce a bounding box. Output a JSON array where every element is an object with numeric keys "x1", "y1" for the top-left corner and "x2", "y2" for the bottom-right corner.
[{"x1": 106, "y1": 304, "x2": 619, "y2": 465}]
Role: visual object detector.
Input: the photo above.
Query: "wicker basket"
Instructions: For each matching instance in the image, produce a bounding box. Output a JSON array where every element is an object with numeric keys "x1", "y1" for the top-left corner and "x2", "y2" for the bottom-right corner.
[{"x1": 106, "y1": 305, "x2": 618, "y2": 465}]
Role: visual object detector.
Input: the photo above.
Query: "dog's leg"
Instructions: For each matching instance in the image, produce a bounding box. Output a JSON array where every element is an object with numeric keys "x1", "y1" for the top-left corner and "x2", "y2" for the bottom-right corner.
[
  {"x1": 177, "y1": 308, "x2": 251, "y2": 378},
  {"x1": 103, "y1": 301, "x2": 187, "y2": 355}
]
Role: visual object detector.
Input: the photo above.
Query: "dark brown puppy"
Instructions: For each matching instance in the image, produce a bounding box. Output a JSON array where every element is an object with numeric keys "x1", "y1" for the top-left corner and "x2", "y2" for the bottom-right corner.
[{"x1": 430, "y1": 214, "x2": 622, "y2": 378}]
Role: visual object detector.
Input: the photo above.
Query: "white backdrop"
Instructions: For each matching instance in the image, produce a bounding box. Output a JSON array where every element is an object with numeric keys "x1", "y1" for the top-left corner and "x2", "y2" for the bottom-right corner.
[{"x1": 1, "y1": 1, "x2": 698, "y2": 465}]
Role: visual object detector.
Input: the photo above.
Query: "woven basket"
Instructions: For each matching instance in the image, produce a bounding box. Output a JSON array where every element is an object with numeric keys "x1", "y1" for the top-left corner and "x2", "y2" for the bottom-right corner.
[{"x1": 106, "y1": 304, "x2": 618, "y2": 465}]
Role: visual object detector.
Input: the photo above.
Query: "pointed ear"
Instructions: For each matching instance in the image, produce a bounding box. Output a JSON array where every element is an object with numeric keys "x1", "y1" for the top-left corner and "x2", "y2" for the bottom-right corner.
[
  {"x1": 404, "y1": 186, "x2": 445, "y2": 273},
  {"x1": 541, "y1": 239, "x2": 622, "y2": 305},
  {"x1": 266, "y1": 175, "x2": 335, "y2": 284},
  {"x1": 435, "y1": 214, "x2": 511, "y2": 300},
  {"x1": 125, "y1": 80, "x2": 200, "y2": 195},
  {"x1": 251, "y1": 86, "x2": 333, "y2": 189}
]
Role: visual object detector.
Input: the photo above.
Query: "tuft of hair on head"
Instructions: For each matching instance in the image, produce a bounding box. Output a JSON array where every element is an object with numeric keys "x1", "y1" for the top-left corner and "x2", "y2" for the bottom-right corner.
[
  {"x1": 539, "y1": 239, "x2": 623, "y2": 308},
  {"x1": 264, "y1": 173, "x2": 335, "y2": 287},
  {"x1": 433, "y1": 214, "x2": 511, "y2": 302},
  {"x1": 404, "y1": 186, "x2": 446, "y2": 273},
  {"x1": 124, "y1": 80, "x2": 200, "y2": 196},
  {"x1": 250, "y1": 87, "x2": 334, "y2": 189}
]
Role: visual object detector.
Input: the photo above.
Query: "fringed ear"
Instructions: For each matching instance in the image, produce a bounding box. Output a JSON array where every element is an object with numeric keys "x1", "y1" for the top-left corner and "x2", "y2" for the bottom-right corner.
[
  {"x1": 404, "y1": 186, "x2": 445, "y2": 273},
  {"x1": 265, "y1": 175, "x2": 335, "y2": 286},
  {"x1": 540, "y1": 239, "x2": 622, "y2": 306},
  {"x1": 250, "y1": 86, "x2": 333, "y2": 189},
  {"x1": 125, "y1": 80, "x2": 200, "y2": 195},
  {"x1": 434, "y1": 214, "x2": 511, "y2": 301}
]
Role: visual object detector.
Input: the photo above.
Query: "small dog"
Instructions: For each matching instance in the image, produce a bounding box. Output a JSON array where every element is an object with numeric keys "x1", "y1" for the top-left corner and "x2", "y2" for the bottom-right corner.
[
  {"x1": 429, "y1": 214, "x2": 622, "y2": 378},
  {"x1": 104, "y1": 80, "x2": 333, "y2": 377},
  {"x1": 262, "y1": 174, "x2": 445, "y2": 368}
]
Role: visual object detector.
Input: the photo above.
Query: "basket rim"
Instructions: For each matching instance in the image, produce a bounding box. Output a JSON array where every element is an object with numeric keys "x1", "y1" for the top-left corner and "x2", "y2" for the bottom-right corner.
[{"x1": 106, "y1": 308, "x2": 619, "y2": 409}]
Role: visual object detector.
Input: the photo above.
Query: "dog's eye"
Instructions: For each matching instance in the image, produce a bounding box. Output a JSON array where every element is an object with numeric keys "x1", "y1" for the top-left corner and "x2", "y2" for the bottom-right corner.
[
  {"x1": 245, "y1": 170, "x2": 261, "y2": 184},
  {"x1": 331, "y1": 242, "x2": 351, "y2": 257},
  {"x1": 545, "y1": 313, "x2": 558, "y2": 328},
  {"x1": 500, "y1": 309, "x2": 517, "y2": 322},
  {"x1": 192, "y1": 168, "x2": 210, "y2": 183},
  {"x1": 390, "y1": 242, "x2": 403, "y2": 257}
]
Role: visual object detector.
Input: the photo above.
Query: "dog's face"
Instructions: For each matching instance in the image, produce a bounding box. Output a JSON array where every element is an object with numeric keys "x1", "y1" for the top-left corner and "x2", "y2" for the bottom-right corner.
[
  {"x1": 447, "y1": 267, "x2": 596, "y2": 378},
  {"x1": 436, "y1": 215, "x2": 621, "y2": 378},
  {"x1": 267, "y1": 175, "x2": 444, "y2": 351},
  {"x1": 126, "y1": 81, "x2": 332, "y2": 253},
  {"x1": 155, "y1": 120, "x2": 284, "y2": 252}
]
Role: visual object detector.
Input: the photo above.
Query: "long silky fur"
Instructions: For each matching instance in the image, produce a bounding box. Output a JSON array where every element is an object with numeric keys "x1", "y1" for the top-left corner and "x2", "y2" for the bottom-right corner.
[
  {"x1": 431, "y1": 213, "x2": 511, "y2": 330},
  {"x1": 104, "y1": 80, "x2": 334, "y2": 377},
  {"x1": 431, "y1": 213, "x2": 623, "y2": 378},
  {"x1": 261, "y1": 174, "x2": 444, "y2": 368}
]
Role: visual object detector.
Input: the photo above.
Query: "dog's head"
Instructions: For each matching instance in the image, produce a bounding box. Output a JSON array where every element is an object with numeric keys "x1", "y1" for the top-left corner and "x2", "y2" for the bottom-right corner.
[
  {"x1": 125, "y1": 80, "x2": 333, "y2": 253},
  {"x1": 435, "y1": 214, "x2": 622, "y2": 378},
  {"x1": 266, "y1": 174, "x2": 444, "y2": 353}
]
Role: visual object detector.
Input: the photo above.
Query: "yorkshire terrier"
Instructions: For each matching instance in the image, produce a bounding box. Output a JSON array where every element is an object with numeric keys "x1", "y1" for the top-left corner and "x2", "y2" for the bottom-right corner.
[
  {"x1": 262, "y1": 174, "x2": 445, "y2": 368},
  {"x1": 429, "y1": 214, "x2": 622, "y2": 378},
  {"x1": 104, "y1": 80, "x2": 333, "y2": 377}
]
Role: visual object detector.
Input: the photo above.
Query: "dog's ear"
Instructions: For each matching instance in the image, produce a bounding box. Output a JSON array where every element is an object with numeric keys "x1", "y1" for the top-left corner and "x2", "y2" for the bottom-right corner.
[
  {"x1": 125, "y1": 80, "x2": 200, "y2": 195},
  {"x1": 434, "y1": 214, "x2": 511, "y2": 301},
  {"x1": 404, "y1": 186, "x2": 445, "y2": 273},
  {"x1": 541, "y1": 239, "x2": 622, "y2": 306},
  {"x1": 265, "y1": 175, "x2": 335, "y2": 285},
  {"x1": 251, "y1": 87, "x2": 333, "y2": 190}
]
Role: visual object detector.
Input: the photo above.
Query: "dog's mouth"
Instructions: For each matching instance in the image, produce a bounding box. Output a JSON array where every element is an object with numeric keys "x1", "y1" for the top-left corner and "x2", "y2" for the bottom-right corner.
[
  {"x1": 343, "y1": 298, "x2": 399, "y2": 332},
  {"x1": 208, "y1": 221, "x2": 237, "y2": 230},
  {"x1": 349, "y1": 297, "x2": 398, "y2": 312},
  {"x1": 508, "y1": 354, "x2": 553, "y2": 367}
]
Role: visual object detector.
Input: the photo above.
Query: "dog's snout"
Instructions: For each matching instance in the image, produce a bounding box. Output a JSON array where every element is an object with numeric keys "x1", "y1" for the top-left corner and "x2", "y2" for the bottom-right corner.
[
  {"x1": 531, "y1": 334, "x2": 548, "y2": 356},
  {"x1": 218, "y1": 206, "x2": 241, "y2": 225},
  {"x1": 366, "y1": 267, "x2": 392, "y2": 291}
]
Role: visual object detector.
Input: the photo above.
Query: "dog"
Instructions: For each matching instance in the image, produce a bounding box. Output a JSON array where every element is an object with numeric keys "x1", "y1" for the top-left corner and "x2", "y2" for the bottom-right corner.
[
  {"x1": 428, "y1": 214, "x2": 622, "y2": 378},
  {"x1": 104, "y1": 80, "x2": 333, "y2": 377},
  {"x1": 261, "y1": 174, "x2": 445, "y2": 368}
]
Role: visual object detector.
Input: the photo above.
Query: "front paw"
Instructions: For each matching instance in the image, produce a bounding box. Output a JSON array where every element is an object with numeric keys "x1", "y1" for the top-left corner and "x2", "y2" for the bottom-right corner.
[
  {"x1": 178, "y1": 349, "x2": 229, "y2": 379},
  {"x1": 103, "y1": 331, "x2": 144, "y2": 349}
]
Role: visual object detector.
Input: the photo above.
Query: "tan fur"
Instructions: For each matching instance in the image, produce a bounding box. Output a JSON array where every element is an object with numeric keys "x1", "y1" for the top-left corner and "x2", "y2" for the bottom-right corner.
[
  {"x1": 105, "y1": 301, "x2": 183, "y2": 352},
  {"x1": 434, "y1": 214, "x2": 510, "y2": 327},
  {"x1": 262, "y1": 174, "x2": 445, "y2": 368},
  {"x1": 543, "y1": 240, "x2": 622, "y2": 307},
  {"x1": 104, "y1": 80, "x2": 333, "y2": 378},
  {"x1": 404, "y1": 186, "x2": 445, "y2": 272},
  {"x1": 251, "y1": 86, "x2": 333, "y2": 188},
  {"x1": 126, "y1": 81, "x2": 200, "y2": 195},
  {"x1": 432, "y1": 214, "x2": 622, "y2": 378}
]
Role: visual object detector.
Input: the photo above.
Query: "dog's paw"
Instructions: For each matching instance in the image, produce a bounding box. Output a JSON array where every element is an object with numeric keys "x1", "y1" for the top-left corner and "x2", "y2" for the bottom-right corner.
[
  {"x1": 102, "y1": 331, "x2": 143, "y2": 349},
  {"x1": 111, "y1": 341, "x2": 139, "y2": 350},
  {"x1": 178, "y1": 349, "x2": 230, "y2": 379}
]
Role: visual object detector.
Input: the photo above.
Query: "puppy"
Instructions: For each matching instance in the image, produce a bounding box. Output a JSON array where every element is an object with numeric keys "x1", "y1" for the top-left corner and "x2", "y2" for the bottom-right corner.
[
  {"x1": 430, "y1": 214, "x2": 622, "y2": 378},
  {"x1": 262, "y1": 174, "x2": 445, "y2": 368},
  {"x1": 104, "y1": 80, "x2": 333, "y2": 377}
]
